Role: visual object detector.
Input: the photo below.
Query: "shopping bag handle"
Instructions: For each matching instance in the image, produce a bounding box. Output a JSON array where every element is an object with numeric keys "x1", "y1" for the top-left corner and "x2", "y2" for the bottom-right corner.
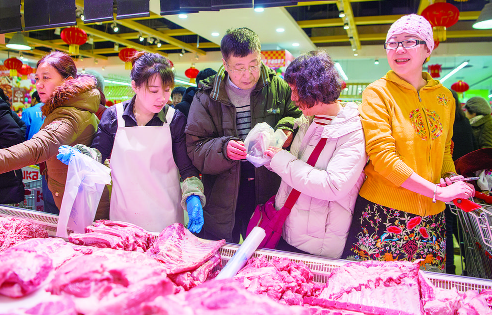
[{"x1": 452, "y1": 198, "x2": 482, "y2": 213}]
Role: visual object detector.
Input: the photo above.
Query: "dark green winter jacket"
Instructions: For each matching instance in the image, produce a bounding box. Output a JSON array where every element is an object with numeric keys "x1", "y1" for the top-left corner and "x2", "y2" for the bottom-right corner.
[{"x1": 185, "y1": 64, "x2": 302, "y2": 242}]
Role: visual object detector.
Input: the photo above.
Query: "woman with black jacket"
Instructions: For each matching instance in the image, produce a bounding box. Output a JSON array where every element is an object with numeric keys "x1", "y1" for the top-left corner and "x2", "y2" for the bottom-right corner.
[{"x1": 0, "y1": 88, "x2": 26, "y2": 204}]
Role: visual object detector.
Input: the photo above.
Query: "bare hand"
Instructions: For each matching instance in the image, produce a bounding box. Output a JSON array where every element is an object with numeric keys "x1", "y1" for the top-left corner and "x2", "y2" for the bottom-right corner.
[
  {"x1": 439, "y1": 175, "x2": 465, "y2": 187},
  {"x1": 264, "y1": 146, "x2": 282, "y2": 158},
  {"x1": 282, "y1": 130, "x2": 293, "y2": 148},
  {"x1": 227, "y1": 140, "x2": 247, "y2": 160},
  {"x1": 437, "y1": 180, "x2": 475, "y2": 202}
]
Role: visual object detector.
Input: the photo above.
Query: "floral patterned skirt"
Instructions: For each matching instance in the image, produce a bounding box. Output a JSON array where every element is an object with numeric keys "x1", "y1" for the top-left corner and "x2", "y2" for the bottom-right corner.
[{"x1": 341, "y1": 196, "x2": 446, "y2": 273}]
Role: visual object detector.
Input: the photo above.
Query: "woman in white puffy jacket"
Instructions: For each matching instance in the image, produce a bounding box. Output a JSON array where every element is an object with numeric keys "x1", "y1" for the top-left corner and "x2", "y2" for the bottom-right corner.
[{"x1": 265, "y1": 51, "x2": 367, "y2": 258}]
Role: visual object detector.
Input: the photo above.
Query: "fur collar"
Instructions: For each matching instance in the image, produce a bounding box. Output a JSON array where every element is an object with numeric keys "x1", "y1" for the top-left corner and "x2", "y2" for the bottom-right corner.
[{"x1": 42, "y1": 76, "x2": 97, "y2": 116}]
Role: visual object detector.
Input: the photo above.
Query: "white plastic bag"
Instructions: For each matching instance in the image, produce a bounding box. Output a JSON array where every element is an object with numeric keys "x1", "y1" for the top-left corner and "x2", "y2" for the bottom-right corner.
[
  {"x1": 244, "y1": 122, "x2": 288, "y2": 167},
  {"x1": 56, "y1": 149, "x2": 111, "y2": 238},
  {"x1": 476, "y1": 169, "x2": 492, "y2": 192}
]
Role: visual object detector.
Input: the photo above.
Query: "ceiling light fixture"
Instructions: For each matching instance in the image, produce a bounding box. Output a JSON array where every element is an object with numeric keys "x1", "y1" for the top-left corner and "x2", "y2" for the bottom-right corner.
[
  {"x1": 88, "y1": 36, "x2": 94, "y2": 44},
  {"x1": 354, "y1": 52, "x2": 358, "y2": 56},
  {"x1": 54, "y1": 28, "x2": 61, "y2": 35},
  {"x1": 112, "y1": 22, "x2": 119, "y2": 33},
  {"x1": 157, "y1": 41, "x2": 162, "y2": 48},
  {"x1": 276, "y1": 28, "x2": 285, "y2": 33},
  {"x1": 473, "y1": 2, "x2": 492, "y2": 29},
  {"x1": 489, "y1": 93, "x2": 492, "y2": 98},
  {"x1": 114, "y1": 43, "x2": 119, "y2": 51},
  {"x1": 343, "y1": 23, "x2": 349, "y2": 30},
  {"x1": 180, "y1": 49, "x2": 185, "y2": 57},
  {"x1": 292, "y1": 43, "x2": 300, "y2": 47},
  {"x1": 254, "y1": 7, "x2": 264, "y2": 12},
  {"x1": 178, "y1": 14, "x2": 188, "y2": 19},
  {"x1": 81, "y1": 14, "x2": 84, "y2": 21},
  {"x1": 211, "y1": 32, "x2": 219, "y2": 37},
  {"x1": 334, "y1": 62, "x2": 348, "y2": 81},
  {"x1": 138, "y1": 33, "x2": 144, "y2": 42},
  {"x1": 440, "y1": 61, "x2": 469, "y2": 83},
  {"x1": 339, "y1": 10, "x2": 345, "y2": 18},
  {"x1": 6, "y1": 32, "x2": 32, "y2": 50},
  {"x1": 374, "y1": 59, "x2": 379, "y2": 65}
]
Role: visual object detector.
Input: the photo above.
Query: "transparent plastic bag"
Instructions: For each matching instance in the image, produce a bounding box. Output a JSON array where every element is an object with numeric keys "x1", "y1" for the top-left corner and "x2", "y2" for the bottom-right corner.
[
  {"x1": 477, "y1": 169, "x2": 492, "y2": 192},
  {"x1": 244, "y1": 122, "x2": 288, "y2": 167},
  {"x1": 56, "y1": 146, "x2": 111, "y2": 237}
]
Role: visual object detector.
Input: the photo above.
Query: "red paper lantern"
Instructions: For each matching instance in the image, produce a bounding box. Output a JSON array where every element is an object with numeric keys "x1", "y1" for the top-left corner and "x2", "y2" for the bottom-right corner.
[
  {"x1": 185, "y1": 66, "x2": 199, "y2": 84},
  {"x1": 3, "y1": 57, "x2": 23, "y2": 77},
  {"x1": 451, "y1": 80, "x2": 469, "y2": 97},
  {"x1": 119, "y1": 48, "x2": 138, "y2": 70},
  {"x1": 341, "y1": 81, "x2": 347, "y2": 90},
  {"x1": 60, "y1": 27, "x2": 87, "y2": 55},
  {"x1": 427, "y1": 64, "x2": 442, "y2": 78},
  {"x1": 17, "y1": 64, "x2": 33, "y2": 79},
  {"x1": 421, "y1": 2, "x2": 460, "y2": 41},
  {"x1": 105, "y1": 100, "x2": 114, "y2": 107},
  {"x1": 434, "y1": 40, "x2": 440, "y2": 49},
  {"x1": 167, "y1": 59, "x2": 174, "y2": 69}
]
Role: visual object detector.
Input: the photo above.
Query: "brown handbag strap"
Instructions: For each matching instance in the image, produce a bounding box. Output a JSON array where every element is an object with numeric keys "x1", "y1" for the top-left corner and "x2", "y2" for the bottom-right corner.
[{"x1": 282, "y1": 137, "x2": 328, "y2": 210}]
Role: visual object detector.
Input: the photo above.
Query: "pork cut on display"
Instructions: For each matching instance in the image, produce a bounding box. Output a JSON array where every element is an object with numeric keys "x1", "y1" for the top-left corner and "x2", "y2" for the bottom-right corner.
[
  {"x1": 0, "y1": 217, "x2": 48, "y2": 251},
  {"x1": 148, "y1": 223, "x2": 226, "y2": 274},
  {"x1": 68, "y1": 220, "x2": 153, "y2": 252}
]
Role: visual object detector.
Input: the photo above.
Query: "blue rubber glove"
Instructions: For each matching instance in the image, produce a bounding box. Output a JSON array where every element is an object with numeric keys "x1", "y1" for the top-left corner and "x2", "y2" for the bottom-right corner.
[
  {"x1": 186, "y1": 195, "x2": 204, "y2": 233},
  {"x1": 57, "y1": 145, "x2": 80, "y2": 165}
]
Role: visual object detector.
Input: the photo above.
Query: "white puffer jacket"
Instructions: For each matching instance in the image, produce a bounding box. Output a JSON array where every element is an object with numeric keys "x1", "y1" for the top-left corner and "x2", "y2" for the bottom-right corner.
[{"x1": 270, "y1": 102, "x2": 366, "y2": 258}]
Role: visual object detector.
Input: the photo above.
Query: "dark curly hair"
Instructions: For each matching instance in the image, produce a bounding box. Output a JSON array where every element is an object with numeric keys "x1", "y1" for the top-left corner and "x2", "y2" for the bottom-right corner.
[
  {"x1": 130, "y1": 52, "x2": 174, "y2": 89},
  {"x1": 220, "y1": 27, "x2": 261, "y2": 61},
  {"x1": 284, "y1": 51, "x2": 342, "y2": 109}
]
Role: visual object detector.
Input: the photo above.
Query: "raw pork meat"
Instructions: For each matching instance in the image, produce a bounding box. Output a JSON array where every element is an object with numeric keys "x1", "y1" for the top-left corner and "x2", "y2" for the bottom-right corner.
[
  {"x1": 0, "y1": 217, "x2": 48, "y2": 251},
  {"x1": 9, "y1": 238, "x2": 85, "y2": 269},
  {"x1": 147, "y1": 223, "x2": 225, "y2": 274},
  {"x1": 307, "y1": 260, "x2": 422, "y2": 315},
  {"x1": 142, "y1": 280, "x2": 309, "y2": 315},
  {"x1": 69, "y1": 220, "x2": 153, "y2": 252},
  {"x1": 49, "y1": 248, "x2": 175, "y2": 315},
  {"x1": 168, "y1": 252, "x2": 222, "y2": 291},
  {"x1": 234, "y1": 255, "x2": 323, "y2": 305},
  {"x1": 1, "y1": 295, "x2": 77, "y2": 315},
  {"x1": 0, "y1": 248, "x2": 52, "y2": 298}
]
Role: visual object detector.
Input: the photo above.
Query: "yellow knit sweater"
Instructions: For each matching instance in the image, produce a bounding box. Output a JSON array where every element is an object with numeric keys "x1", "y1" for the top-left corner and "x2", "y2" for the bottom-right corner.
[{"x1": 359, "y1": 71, "x2": 456, "y2": 216}]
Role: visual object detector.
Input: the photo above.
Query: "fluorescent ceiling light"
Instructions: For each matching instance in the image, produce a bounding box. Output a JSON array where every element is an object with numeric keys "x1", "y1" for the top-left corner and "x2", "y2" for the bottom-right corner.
[
  {"x1": 175, "y1": 78, "x2": 196, "y2": 87},
  {"x1": 334, "y1": 62, "x2": 348, "y2": 81},
  {"x1": 276, "y1": 28, "x2": 285, "y2": 33},
  {"x1": 7, "y1": 32, "x2": 31, "y2": 50},
  {"x1": 178, "y1": 14, "x2": 188, "y2": 19},
  {"x1": 254, "y1": 8, "x2": 264, "y2": 12},
  {"x1": 440, "y1": 61, "x2": 469, "y2": 83},
  {"x1": 489, "y1": 93, "x2": 492, "y2": 98},
  {"x1": 292, "y1": 43, "x2": 299, "y2": 47},
  {"x1": 211, "y1": 32, "x2": 219, "y2": 37},
  {"x1": 104, "y1": 80, "x2": 131, "y2": 86},
  {"x1": 473, "y1": 3, "x2": 492, "y2": 29}
]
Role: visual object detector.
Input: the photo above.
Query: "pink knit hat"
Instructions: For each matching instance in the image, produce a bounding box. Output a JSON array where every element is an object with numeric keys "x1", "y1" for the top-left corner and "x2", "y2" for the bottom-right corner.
[{"x1": 386, "y1": 14, "x2": 434, "y2": 52}]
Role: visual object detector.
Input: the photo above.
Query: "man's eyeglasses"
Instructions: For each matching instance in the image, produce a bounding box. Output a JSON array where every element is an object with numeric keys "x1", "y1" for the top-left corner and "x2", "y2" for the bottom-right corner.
[
  {"x1": 384, "y1": 39, "x2": 426, "y2": 50},
  {"x1": 226, "y1": 62, "x2": 261, "y2": 75}
]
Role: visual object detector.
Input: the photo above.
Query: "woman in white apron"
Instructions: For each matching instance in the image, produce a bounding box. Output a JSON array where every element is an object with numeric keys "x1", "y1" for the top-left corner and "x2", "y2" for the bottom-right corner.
[{"x1": 90, "y1": 52, "x2": 205, "y2": 233}]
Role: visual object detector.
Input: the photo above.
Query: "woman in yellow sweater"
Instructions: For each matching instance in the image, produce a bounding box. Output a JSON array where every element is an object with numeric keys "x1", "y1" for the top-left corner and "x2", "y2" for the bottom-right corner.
[{"x1": 341, "y1": 14, "x2": 474, "y2": 272}]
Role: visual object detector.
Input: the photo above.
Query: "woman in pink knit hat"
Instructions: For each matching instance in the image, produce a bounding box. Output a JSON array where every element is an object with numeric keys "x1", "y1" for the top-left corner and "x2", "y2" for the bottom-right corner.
[{"x1": 341, "y1": 14, "x2": 474, "y2": 272}]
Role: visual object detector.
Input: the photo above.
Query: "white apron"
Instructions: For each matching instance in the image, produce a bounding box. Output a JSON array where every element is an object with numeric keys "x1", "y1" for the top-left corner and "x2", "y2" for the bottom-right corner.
[{"x1": 109, "y1": 102, "x2": 183, "y2": 232}]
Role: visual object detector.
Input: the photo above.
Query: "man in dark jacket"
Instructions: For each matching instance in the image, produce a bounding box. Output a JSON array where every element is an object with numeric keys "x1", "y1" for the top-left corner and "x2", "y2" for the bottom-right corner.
[
  {"x1": 0, "y1": 88, "x2": 25, "y2": 204},
  {"x1": 185, "y1": 28, "x2": 302, "y2": 242}
]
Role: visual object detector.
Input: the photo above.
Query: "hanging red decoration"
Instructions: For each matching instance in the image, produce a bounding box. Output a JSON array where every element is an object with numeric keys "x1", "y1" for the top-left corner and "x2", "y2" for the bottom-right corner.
[
  {"x1": 105, "y1": 100, "x2": 114, "y2": 107},
  {"x1": 421, "y1": 2, "x2": 460, "y2": 42},
  {"x1": 17, "y1": 64, "x2": 33, "y2": 79},
  {"x1": 167, "y1": 59, "x2": 174, "y2": 69},
  {"x1": 434, "y1": 40, "x2": 440, "y2": 49},
  {"x1": 451, "y1": 80, "x2": 469, "y2": 97},
  {"x1": 119, "y1": 48, "x2": 138, "y2": 70},
  {"x1": 185, "y1": 65, "x2": 199, "y2": 84},
  {"x1": 427, "y1": 64, "x2": 442, "y2": 78},
  {"x1": 60, "y1": 27, "x2": 88, "y2": 55},
  {"x1": 341, "y1": 81, "x2": 347, "y2": 90},
  {"x1": 3, "y1": 57, "x2": 23, "y2": 77}
]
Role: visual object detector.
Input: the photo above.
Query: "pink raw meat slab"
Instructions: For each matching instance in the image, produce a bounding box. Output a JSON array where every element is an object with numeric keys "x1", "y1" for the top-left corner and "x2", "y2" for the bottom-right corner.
[
  {"x1": 0, "y1": 249, "x2": 52, "y2": 298},
  {"x1": 311, "y1": 260, "x2": 422, "y2": 315},
  {"x1": 147, "y1": 223, "x2": 225, "y2": 274},
  {"x1": 0, "y1": 217, "x2": 48, "y2": 252}
]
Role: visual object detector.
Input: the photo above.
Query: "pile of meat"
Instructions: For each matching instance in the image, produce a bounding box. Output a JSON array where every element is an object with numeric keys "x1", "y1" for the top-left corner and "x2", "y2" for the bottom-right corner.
[
  {"x1": 0, "y1": 217, "x2": 48, "y2": 251},
  {"x1": 68, "y1": 220, "x2": 154, "y2": 252},
  {"x1": 234, "y1": 255, "x2": 323, "y2": 305}
]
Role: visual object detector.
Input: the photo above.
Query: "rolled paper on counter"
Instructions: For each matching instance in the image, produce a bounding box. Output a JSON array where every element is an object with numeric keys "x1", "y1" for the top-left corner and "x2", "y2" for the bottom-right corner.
[{"x1": 215, "y1": 226, "x2": 266, "y2": 280}]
